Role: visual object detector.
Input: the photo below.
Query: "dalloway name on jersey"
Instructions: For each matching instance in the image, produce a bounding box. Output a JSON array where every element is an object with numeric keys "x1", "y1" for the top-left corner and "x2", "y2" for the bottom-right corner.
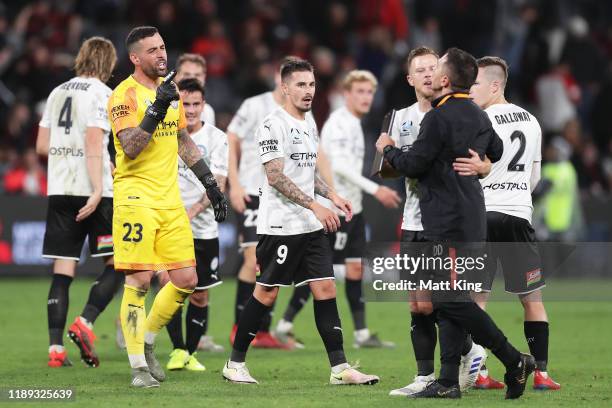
[
  {"x1": 40, "y1": 76, "x2": 113, "y2": 197},
  {"x1": 480, "y1": 103, "x2": 542, "y2": 224},
  {"x1": 178, "y1": 122, "x2": 228, "y2": 239},
  {"x1": 256, "y1": 107, "x2": 321, "y2": 235},
  {"x1": 390, "y1": 102, "x2": 428, "y2": 231}
]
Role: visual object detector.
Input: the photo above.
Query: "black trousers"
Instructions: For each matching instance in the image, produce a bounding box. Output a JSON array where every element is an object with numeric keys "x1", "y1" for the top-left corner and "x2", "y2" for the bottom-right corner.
[{"x1": 435, "y1": 300, "x2": 510, "y2": 368}]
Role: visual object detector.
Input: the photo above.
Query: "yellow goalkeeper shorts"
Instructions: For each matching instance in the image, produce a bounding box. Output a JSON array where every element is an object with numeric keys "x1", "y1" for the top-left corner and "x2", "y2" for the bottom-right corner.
[{"x1": 113, "y1": 205, "x2": 195, "y2": 271}]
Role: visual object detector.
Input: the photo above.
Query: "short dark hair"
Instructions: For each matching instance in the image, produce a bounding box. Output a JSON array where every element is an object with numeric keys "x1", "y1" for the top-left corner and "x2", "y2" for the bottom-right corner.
[
  {"x1": 406, "y1": 46, "x2": 439, "y2": 72},
  {"x1": 280, "y1": 59, "x2": 314, "y2": 82},
  {"x1": 477, "y1": 56, "x2": 509, "y2": 86},
  {"x1": 177, "y1": 78, "x2": 205, "y2": 98},
  {"x1": 126, "y1": 26, "x2": 159, "y2": 51},
  {"x1": 444, "y1": 47, "x2": 478, "y2": 91}
]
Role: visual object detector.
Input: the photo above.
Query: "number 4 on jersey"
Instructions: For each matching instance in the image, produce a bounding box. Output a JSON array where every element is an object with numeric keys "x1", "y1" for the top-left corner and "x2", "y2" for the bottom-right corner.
[{"x1": 58, "y1": 97, "x2": 73, "y2": 135}]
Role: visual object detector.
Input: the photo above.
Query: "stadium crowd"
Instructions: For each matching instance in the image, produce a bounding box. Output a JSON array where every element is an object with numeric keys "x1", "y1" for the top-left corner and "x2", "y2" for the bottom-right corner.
[{"x1": 0, "y1": 0, "x2": 611, "y2": 222}]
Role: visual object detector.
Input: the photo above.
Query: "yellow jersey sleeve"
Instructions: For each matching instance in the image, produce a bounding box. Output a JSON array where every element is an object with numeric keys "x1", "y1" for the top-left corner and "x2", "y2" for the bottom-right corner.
[{"x1": 108, "y1": 86, "x2": 139, "y2": 135}]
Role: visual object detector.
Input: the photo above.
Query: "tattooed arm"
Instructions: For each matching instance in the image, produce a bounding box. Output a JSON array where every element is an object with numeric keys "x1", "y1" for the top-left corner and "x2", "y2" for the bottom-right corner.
[
  {"x1": 264, "y1": 158, "x2": 314, "y2": 209},
  {"x1": 177, "y1": 128, "x2": 203, "y2": 166},
  {"x1": 116, "y1": 127, "x2": 153, "y2": 160},
  {"x1": 314, "y1": 173, "x2": 333, "y2": 199}
]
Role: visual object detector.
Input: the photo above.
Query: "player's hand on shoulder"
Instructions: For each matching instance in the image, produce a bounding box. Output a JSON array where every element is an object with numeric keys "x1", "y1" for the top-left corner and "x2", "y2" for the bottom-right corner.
[
  {"x1": 374, "y1": 185, "x2": 401, "y2": 208},
  {"x1": 309, "y1": 201, "x2": 341, "y2": 233},
  {"x1": 76, "y1": 191, "x2": 102, "y2": 222},
  {"x1": 453, "y1": 149, "x2": 490, "y2": 177},
  {"x1": 229, "y1": 184, "x2": 250, "y2": 214}
]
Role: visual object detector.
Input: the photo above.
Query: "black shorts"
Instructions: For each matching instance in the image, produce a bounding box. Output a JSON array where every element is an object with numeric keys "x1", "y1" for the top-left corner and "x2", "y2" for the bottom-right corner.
[
  {"x1": 482, "y1": 211, "x2": 544, "y2": 294},
  {"x1": 399, "y1": 229, "x2": 429, "y2": 282},
  {"x1": 43, "y1": 195, "x2": 113, "y2": 260},
  {"x1": 256, "y1": 230, "x2": 334, "y2": 287},
  {"x1": 238, "y1": 195, "x2": 259, "y2": 248},
  {"x1": 329, "y1": 213, "x2": 366, "y2": 264},
  {"x1": 194, "y1": 238, "x2": 222, "y2": 290}
]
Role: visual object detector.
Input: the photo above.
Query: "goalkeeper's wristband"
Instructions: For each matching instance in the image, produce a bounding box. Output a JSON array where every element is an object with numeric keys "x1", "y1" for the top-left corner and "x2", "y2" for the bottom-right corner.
[
  {"x1": 139, "y1": 100, "x2": 169, "y2": 134},
  {"x1": 190, "y1": 159, "x2": 216, "y2": 189}
]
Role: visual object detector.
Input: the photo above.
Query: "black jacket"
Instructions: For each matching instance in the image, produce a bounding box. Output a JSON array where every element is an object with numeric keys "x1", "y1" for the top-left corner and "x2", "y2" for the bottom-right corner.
[{"x1": 385, "y1": 92, "x2": 503, "y2": 242}]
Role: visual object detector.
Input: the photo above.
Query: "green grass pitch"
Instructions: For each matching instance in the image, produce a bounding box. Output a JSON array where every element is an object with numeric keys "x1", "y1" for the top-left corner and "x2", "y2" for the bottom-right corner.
[{"x1": 0, "y1": 277, "x2": 611, "y2": 407}]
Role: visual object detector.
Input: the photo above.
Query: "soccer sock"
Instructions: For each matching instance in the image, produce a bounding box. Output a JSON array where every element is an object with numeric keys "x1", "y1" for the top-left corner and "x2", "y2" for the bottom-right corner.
[
  {"x1": 186, "y1": 303, "x2": 207, "y2": 354},
  {"x1": 231, "y1": 296, "x2": 271, "y2": 362},
  {"x1": 345, "y1": 278, "x2": 366, "y2": 331},
  {"x1": 411, "y1": 313, "x2": 437, "y2": 376},
  {"x1": 524, "y1": 321, "x2": 549, "y2": 371},
  {"x1": 145, "y1": 282, "x2": 193, "y2": 344},
  {"x1": 81, "y1": 265, "x2": 124, "y2": 324},
  {"x1": 259, "y1": 299, "x2": 275, "y2": 332},
  {"x1": 283, "y1": 285, "x2": 311, "y2": 323},
  {"x1": 47, "y1": 274, "x2": 73, "y2": 346},
  {"x1": 461, "y1": 334, "x2": 473, "y2": 356},
  {"x1": 314, "y1": 298, "x2": 347, "y2": 367},
  {"x1": 234, "y1": 279, "x2": 255, "y2": 325},
  {"x1": 120, "y1": 285, "x2": 147, "y2": 368},
  {"x1": 166, "y1": 309, "x2": 185, "y2": 350}
]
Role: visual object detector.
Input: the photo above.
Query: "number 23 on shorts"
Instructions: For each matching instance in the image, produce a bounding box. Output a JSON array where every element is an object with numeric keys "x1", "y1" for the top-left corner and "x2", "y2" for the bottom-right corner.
[{"x1": 122, "y1": 222, "x2": 143, "y2": 242}]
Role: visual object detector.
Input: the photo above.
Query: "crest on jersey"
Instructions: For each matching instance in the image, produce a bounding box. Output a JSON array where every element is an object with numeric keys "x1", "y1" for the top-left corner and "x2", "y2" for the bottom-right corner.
[
  {"x1": 400, "y1": 121, "x2": 413, "y2": 137},
  {"x1": 290, "y1": 128, "x2": 303, "y2": 144},
  {"x1": 171, "y1": 100, "x2": 179, "y2": 109}
]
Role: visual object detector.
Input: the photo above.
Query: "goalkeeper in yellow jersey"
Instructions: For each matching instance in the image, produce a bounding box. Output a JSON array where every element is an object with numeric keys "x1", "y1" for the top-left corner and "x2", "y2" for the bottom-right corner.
[{"x1": 108, "y1": 26, "x2": 228, "y2": 388}]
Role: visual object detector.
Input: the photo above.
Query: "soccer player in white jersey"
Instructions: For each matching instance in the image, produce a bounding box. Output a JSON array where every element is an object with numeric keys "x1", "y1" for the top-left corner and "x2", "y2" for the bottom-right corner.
[
  {"x1": 455, "y1": 56, "x2": 560, "y2": 391},
  {"x1": 274, "y1": 70, "x2": 401, "y2": 349},
  {"x1": 388, "y1": 47, "x2": 487, "y2": 396},
  {"x1": 153, "y1": 79, "x2": 228, "y2": 372},
  {"x1": 226, "y1": 57, "x2": 316, "y2": 349},
  {"x1": 175, "y1": 53, "x2": 216, "y2": 126},
  {"x1": 222, "y1": 59, "x2": 379, "y2": 385},
  {"x1": 36, "y1": 37, "x2": 122, "y2": 368}
]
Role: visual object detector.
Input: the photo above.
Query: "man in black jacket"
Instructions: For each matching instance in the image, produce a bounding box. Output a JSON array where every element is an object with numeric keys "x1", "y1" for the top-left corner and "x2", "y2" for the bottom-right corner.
[{"x1": 376, "y1": 48, "x2": 535, "y2": 399}]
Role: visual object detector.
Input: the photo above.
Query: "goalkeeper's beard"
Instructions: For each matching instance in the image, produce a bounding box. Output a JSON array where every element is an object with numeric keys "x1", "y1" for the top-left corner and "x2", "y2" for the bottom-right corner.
[{"x1": 142, "y1": 63, "x2": 167, "y2": 80}]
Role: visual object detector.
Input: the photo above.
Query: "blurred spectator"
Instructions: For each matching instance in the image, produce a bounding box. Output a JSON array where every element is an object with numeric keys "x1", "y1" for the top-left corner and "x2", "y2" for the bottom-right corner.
[
  {"x1": 1, "y1": 101, "x2": 36, "y2": 152},
  {"x1": 3, "y1": 148, "x2": 46, "y2": 196},
  {"x1": 191, "y1": 19, "x2": 235, "y2": 78},
  {"x1": 537, "y1": 137, "x2": 583, "y2": 241},
  {"x1": 535, "y1": 64, "x2": 579, "y2": 135}
]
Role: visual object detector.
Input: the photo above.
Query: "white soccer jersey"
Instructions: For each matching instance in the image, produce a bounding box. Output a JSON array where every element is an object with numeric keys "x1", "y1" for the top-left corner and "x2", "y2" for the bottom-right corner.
[
  {"x1": 390, "y1": 102, "x2": 428, "y2": 231},
  {"x1": 39, "y1": 76, "x2": 113, "y2": 197},
  {"x1": 480, "y1": 103, "x2": 542, "y2": 224},
  {"x1": 320, "y1": 106, "x2": 378, "y2": 215},
  {"x1": 201, "y1": 103, "x2": 216, "y2": 126},
  {"x1": 178, "y1": 122, "x2": 228, "y2": 239},
  {"x1": 257, "y1": 107, "x2": 321, "y2": 235}
]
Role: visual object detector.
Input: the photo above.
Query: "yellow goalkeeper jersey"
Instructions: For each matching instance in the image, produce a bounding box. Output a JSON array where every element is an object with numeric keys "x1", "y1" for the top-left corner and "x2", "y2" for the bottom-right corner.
[{"x1": 108, "y1": 75, "x2": 186, "y2": 209}]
